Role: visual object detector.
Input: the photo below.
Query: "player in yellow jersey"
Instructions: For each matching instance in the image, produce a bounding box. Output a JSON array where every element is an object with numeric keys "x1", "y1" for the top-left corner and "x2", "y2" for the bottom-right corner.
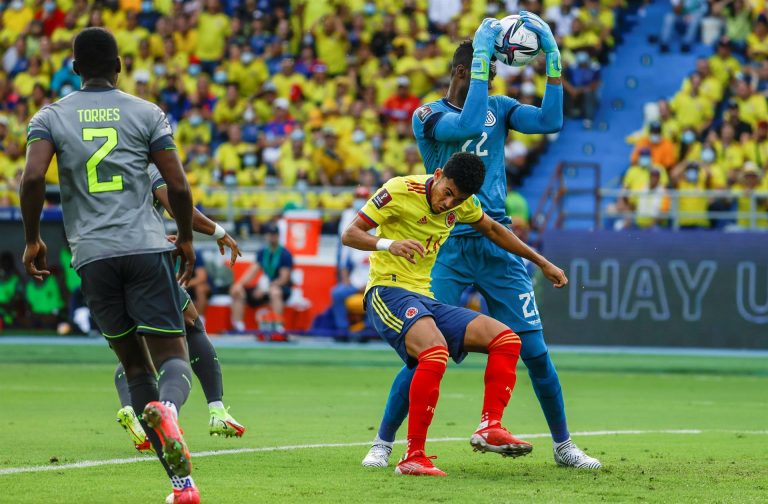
[{"x1": 342, "y1": 152, "x2": 567, "y2": 476}]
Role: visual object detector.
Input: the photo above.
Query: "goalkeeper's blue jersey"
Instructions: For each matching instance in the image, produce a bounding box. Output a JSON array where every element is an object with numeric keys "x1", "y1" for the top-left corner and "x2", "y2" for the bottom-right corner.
[{"x1": 412, "y1": 95, "x2": 521, "y2": 237}]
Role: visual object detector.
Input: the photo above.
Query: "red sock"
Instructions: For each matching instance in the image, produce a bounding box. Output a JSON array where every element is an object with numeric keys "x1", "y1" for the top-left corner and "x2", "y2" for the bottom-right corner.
[
  {"x1": 407, "y1": 346, "x2": 449, "y2": 455},
  {"x1": 481, "y1": 330, "x2": 522, "y2": 426}
]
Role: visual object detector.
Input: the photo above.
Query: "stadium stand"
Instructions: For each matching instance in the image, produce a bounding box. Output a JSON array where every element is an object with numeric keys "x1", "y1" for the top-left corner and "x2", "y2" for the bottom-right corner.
[{"x1": 0, "y1": 0, "x2": 630, "y2": 232}]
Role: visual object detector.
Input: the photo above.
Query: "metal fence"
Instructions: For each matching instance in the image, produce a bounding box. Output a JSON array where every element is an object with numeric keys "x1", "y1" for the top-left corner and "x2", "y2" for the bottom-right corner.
[{"x1": 599, "y1": 188, "x2": 768, "y2": 230}]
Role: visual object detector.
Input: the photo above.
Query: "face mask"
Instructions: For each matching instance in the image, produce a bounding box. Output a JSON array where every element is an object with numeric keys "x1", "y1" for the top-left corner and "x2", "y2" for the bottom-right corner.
[
  {"x1": 223, "y1": 173, "x2": 237, "y2": 186},
  {"x1": 701, "y1": 149, "x2": 715, "y2": 163},
  {"x1": 244, "y1": 154, "x2": 257, "y2": 166},
  {"x1": 188, "y1": 64, "x2": 201, "y2": 76},
  {"x1": 243, "y1": 108, "x2": 255, "y2": 122},
  {"x1": 142, "y1": 1, "x2": 153, "y2": 12},
  {"x1": 372, "y1": 136, "x2": 382, "y2": 149},
  {"x1": 214, "y1": 71, "x2": 228, "y2": 84},
  {"x1": 575, "y1": 52, "x2": 589, "y2": 65},
  {"x1": 60, "y1": 84, "x2": 73, "y2": 97},
  {"x1": 682, "y1": 130, "x2": 695, "y2": 144},
  {"x1": 10, "y1": 1, "x2": 23, "y2": 10},
  {"x1": 44, "y1": 1, "x2": 56, "y2": 13},
  {"x1": 685, "y1": 168, "x2": 699, "y2": 183},
  {"x1": 650, "y1": 134, "x2": 661, "y2": 143},
  {"x1": 352, "y1": 130, "x2": 366, "y2": 143},
  {"x1": 639, "y1": 156, "x2": 651, "y2": 167},
  {"x1": 363, "y1": 2, "x2": 376, "y2": 15},
  {"x1": 353, "y1": 198, "x2": 366, "y2": 211},
  {"x1": 241, "y1": 52, "x2": 254, "y2": 64},
  {"x1": 153, "y1": 64, "x2": 166, "y2": 76},
  {"x1": 189, "y1": 114, "x2": 202, "y2": 126},
  {"x1": 195, "y1": 153, "x2": 209, "y2": 164}
]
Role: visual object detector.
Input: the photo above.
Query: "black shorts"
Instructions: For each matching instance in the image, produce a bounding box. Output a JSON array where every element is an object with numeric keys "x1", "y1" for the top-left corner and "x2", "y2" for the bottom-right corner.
[
  {"x1": 246, "y1": 284, "x2": 292, "y2": 307},
  {"x1": 79, "y1": 252, "x2": 185, "y2": 339}
]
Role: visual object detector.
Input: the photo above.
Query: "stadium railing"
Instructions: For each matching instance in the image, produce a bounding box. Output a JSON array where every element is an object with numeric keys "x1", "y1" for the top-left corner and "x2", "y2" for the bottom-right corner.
[
  {"x1": 532, "y1": 161, "x2": 602, "y2": 232},
  {"x1": 599, "y1": 188, "x2": 768, "y2": 230}
]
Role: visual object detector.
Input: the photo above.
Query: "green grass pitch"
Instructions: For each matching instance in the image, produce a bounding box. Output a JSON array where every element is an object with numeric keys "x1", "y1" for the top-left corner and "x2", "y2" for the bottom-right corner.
[{"x1": 0, "y1": 343, "x2": 766, "y2": 503}]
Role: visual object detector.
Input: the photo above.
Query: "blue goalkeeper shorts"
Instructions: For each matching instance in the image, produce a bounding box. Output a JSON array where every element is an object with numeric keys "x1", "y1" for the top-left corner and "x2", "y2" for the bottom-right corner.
[
  {"x1": 364, "y1": 286, "x2": 480, "y2": 368},
  {"x1": 431, "y1": 234, "x2": 543, "y2": 333}
]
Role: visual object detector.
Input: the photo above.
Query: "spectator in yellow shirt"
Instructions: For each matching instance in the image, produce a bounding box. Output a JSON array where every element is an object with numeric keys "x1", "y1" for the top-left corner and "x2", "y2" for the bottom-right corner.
[
  {"x1": 311, "y1": 14, "x2": 349, "y2": 76},
  {"x1": 173, "y1": 15, "x2": 198, "y2": 58},
  {"x1": 215, "y1": 124, "x2": 263, "y2": 186},
  {"x1": 743, "y1": 121, "x2": 768, "y2": 168},
  {"x1": 709, "y1": 37, "x2": 741, "y2": 86},
  {"x1": 747, "y1": 15, "x2": 768, "y2": 62},
  {"x1": 13, "y1": 56, "x2": 49, "y2": 97},
  {"x1": 196, "y1": 0, "x2": 231, "y2": 73},
  {"x1": 709, "y1": 123, "x2": 745, "y2": 181},
  {"x1": 671, "y1": 161, "x2": 726, "y2": 228},
  {"x1": 277, "y1": 129, "x2": 314, "y2": 186},
  {"x1": 303, "y1": 62, "x2": 334, "y2": 106},
  {"x1": 2, "y1": 1, "x2": 33, "y2": 38},
  {"x1": 312, "y1": 127, "x2": 351, "y2": 186},
  {"x1": 113, "y1": 11, "x2": 149, "y2": 58},
  {"x1": 273, "y1": 58, "x2": 307, "y2": 100},
  {"x1": 732, "y1": 164, "x2": 768, "y2": 228},
  {"x1": 230, "y1": 49, "x2": 269, "y2": 99},
  {"x1": 212, "y1": 83, "x2": 246, "y2": 128},
  {"x1": 176, "y1": 105, "x2": 213, "y2": 150},
  {"x1": 734, "y1": 77, "x2": 768, "y2": 128},
  {"x1": 670, "y1": 73, "x2": 713, "y2": 133}
]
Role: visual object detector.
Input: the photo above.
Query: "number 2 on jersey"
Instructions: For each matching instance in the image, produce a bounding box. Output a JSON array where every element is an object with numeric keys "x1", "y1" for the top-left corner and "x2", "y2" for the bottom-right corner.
[
  {"x1": 82, "y1": 127, "x2": 121, "y2": 193},
  {"x1": 461, "y1": 132, "x2": 488, "y2": 157}
]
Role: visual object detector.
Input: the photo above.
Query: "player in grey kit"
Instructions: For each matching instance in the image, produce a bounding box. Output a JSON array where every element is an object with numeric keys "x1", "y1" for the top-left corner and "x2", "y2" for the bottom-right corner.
[
  {"x1": 115, "y1": 164, "x2": 246, "y2": 453},
  {"x1": 20, "y1": 28, "x2": 201, "y2": 504}
]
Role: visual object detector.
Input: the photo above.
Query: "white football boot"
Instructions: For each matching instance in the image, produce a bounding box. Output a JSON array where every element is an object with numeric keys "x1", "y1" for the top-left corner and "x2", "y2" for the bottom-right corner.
[
  {"x1": 553, "y1": 438, "x2": 602, "y2": 469},
  {"x1": 362, "y1": 437, "x2": 393, "y2": 468}
]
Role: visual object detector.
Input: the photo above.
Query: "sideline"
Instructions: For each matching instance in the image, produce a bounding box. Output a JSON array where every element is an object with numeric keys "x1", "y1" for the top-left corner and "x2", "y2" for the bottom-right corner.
[
  {"x1": 1, "y1": 429, "x2": 765, "y2": 476},
  {"x1": 0, "y1": 337, "x2": 766, "y2": 357}
]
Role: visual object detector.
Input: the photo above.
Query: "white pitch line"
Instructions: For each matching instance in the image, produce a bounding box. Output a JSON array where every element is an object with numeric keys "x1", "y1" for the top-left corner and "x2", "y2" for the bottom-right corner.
[{"x1": 1, "y1": 429, "x2": 763, "y2": 476}]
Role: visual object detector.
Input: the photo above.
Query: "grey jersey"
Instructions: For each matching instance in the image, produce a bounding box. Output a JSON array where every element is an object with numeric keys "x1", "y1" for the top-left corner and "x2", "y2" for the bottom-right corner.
[{"x1": 27, "y1": 88, "x2": 177, "y2": 270}]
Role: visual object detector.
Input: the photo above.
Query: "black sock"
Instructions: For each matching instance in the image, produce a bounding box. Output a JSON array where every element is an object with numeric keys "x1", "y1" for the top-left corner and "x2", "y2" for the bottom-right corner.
[
  {"x1": 187, "y1": 317, "x2": 223, "y2": 403},
  {"x1": 114, "y1": 364, "x2": 132, "y2": 408},
  {"x1": 157, "y1": 357, "x2": 193, "y2": 412},
  {"x1": 128, "y1": 373, "x2": 173, "y2": 478}
]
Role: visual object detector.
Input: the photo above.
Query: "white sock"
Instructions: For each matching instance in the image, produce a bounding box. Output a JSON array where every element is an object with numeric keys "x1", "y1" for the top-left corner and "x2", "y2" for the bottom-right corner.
[
  {"x1": 554, "y1": 438, "x2": 572, "y2": 449},
  {"x1": 162, "y1": 401, "x2": 178, "y2": 418},
  {"x1": 373, "y1": 435, "x2": 393, "y2": 447},
  {"x1": 208, "y1": 401, "x2": 225, "y2": 410},
  {"x1": 171, "y1": 475, "x2": 195, "y2": 490}
]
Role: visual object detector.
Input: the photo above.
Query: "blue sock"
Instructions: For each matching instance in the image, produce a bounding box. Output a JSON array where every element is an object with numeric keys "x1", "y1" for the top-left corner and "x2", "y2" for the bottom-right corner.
[
  {"x1": 523, "y1": 351, "x2": 570, "y2": 443},
  {"x1": 376, "y1": 365, "x2": 414, "y2": 443}
]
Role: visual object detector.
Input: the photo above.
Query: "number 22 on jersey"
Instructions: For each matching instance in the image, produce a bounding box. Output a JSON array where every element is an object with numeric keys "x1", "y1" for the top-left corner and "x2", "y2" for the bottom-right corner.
[
  {"x1": 82, "y1": 127, "x2": 121, "y2": 193},
  {"x1": 461, "y1": 132, "x2": 489, "y2": 157}
]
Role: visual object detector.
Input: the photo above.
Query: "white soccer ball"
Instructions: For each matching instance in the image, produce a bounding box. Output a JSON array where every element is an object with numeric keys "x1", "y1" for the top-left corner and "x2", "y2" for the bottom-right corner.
[{"x1": 494, "y1": 14, "x2": 542, "y2": 67}]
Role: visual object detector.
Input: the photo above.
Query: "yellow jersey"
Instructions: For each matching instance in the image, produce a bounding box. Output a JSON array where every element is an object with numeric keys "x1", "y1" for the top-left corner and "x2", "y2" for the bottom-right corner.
[{"x1": 358, "y1": 175, "x2": 484, "y2": 298}]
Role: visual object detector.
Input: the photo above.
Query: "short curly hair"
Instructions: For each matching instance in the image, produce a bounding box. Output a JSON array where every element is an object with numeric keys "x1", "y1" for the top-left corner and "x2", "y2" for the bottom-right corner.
[{"x1": 442, "y1": 152, "x2": 485, "y2": 195}]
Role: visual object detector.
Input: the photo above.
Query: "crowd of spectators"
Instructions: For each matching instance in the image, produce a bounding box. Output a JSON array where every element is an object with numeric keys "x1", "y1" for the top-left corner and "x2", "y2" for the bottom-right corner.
[
  {"x1": 618, "y1": 1, "x2": 768, "y2": 230},
  {"x1": 0, "y1": 0, "x2": 622, "y2": 233}
]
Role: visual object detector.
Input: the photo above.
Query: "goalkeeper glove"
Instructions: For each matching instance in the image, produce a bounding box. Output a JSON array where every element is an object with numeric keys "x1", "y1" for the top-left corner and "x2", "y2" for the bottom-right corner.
[
  {"x1": 520, "y1": 10, "x2": 561, "y2": 78},
  {"x1": 471, "y1": 18, "x2": 502, "y2": 81}
]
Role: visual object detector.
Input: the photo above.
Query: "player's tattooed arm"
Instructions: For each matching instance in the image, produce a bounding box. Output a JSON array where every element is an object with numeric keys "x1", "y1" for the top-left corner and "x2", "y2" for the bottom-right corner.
[
  {"x1": 470, "y1": 215, "x2": 568, "y2": 288},
  {"x1": 20, "y1": 139, "x2": 55, "y2": 280},
  {"x1": 342, "y1": 216, "x2": 425, "y2": 264}
]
